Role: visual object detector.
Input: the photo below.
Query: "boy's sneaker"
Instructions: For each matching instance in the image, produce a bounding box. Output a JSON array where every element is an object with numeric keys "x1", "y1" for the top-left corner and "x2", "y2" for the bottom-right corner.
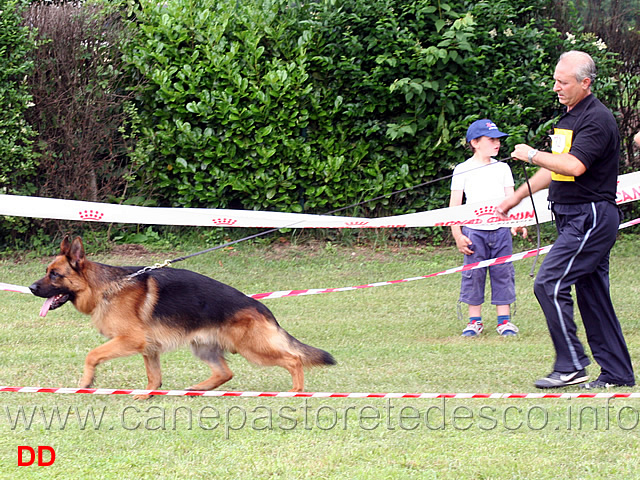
[
  {"x1": 534, "y1": 369, "x2": 588, "y2": 389},
  {"x1": 461, "y1": 322, "x2": 483, "y2": 337},
  {"x1": 496, "y1": 322, "x2": 519, "y2": 336}
]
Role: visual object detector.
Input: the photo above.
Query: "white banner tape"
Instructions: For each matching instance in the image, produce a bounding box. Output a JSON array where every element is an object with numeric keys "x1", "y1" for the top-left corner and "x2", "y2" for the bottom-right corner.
[
  {"x1": 1, "y1": 171, "x2": 638, "y2": 229},
  {"x1": 0, "y1": 282, "x2": 31, "y2": 294}
]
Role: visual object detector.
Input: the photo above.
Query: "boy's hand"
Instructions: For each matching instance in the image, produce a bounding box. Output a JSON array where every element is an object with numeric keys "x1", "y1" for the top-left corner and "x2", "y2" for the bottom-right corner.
[{"x1": 454, "y1": 235, "x2": 474, "y2": 255}]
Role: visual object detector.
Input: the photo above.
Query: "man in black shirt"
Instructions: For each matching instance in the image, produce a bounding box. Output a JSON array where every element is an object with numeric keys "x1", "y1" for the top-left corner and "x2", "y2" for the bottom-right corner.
[{"x1": 497, "y1": 50, "x2": 635, "y2": 389}]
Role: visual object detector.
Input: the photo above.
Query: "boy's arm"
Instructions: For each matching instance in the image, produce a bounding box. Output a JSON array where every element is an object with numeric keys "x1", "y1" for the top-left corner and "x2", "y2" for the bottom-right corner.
[{"x1": 449, "y1": 190, "x2": 474, "y2": 255}]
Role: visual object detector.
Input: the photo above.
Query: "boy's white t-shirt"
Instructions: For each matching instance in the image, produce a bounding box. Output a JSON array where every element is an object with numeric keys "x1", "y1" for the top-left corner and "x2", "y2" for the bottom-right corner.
[{"x1": 451, "y1": 158, "x2": 514, "y2": 230}]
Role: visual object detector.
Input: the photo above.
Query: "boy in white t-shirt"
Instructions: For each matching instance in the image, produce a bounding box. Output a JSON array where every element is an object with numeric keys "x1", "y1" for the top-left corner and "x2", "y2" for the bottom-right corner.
[{"x1": 450, "y1": 119, "x2": 524, "y2": 337}]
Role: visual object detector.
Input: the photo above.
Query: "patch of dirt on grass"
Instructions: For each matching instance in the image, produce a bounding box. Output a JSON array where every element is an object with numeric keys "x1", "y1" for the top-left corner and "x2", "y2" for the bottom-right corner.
[
  {"x1": 98, "y1": 243, "x2": 168, "y2": 265},
  {"x1": 260, "y1": 237, "x2": 443, "y2": 263},
  {"x1": 110, "y1": 243, "x2": 152, "y2": 257}
]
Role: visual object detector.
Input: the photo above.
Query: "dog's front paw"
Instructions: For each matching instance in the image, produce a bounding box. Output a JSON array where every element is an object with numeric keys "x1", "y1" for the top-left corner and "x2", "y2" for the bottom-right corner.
[
  {"x1": 78, "y1": 378, "x2": 93, "y2": 389},
  {"x1": 133, "y1": 394, "x2": 152, "y2": 400}
]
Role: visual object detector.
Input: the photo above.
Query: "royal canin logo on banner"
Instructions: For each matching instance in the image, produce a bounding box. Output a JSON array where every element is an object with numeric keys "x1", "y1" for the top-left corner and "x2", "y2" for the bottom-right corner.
[
  {"x1": 344, "y1": 221, "x2": 370, "y2": 227},
  {"x1": 617, "y1": 185, "x2": 640, "y2": 203},
  {"x1": 433, "y1": 208, "x2": 536, "y2": 227}
]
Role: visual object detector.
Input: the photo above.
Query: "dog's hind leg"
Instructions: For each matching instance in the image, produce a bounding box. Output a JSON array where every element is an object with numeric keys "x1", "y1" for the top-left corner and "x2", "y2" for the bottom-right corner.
[
  {"x1": 222, "y1": 313, "x2": 306, "y2": 391},
  {"x1": 79, "y1": 336, "x2": 145, "y2": 389},
  {"x1": 187, "y1": 343, "x2": 233, "y2": 391},
  {"x1": 259, "y1": 351, "x2": 305, "y2": 392},
  {"x1": 236, "y1": 344, "x2": 305, "y2": 392},
  {"x1": 283, "y1": 357, "x2": 305, "y2": 392}
]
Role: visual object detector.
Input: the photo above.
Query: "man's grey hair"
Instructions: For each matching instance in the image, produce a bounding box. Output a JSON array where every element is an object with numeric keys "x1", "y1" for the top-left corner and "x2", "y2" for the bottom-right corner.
[{"x1": 559, "y1": 50, "x2": 597, "y2": 84}]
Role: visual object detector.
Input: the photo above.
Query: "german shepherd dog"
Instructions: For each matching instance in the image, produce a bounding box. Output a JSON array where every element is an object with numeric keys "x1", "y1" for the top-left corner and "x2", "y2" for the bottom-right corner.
[{"x1": 30, "y1": 236, "x2": 335, "y2": 399}]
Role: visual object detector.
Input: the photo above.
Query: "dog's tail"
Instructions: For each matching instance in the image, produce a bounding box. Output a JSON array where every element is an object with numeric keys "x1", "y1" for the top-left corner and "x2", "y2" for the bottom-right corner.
[{"x1": 285, "y1": 331, "x2": 336, "y2": 367}]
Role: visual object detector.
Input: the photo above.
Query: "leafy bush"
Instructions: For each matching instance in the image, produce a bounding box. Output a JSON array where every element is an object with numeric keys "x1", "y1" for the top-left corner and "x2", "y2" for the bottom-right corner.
[
  {"x1": 303, "y1": 0, "x2": 477, "y2": 215},
  {"x1": 24, "y1": 1, "x2": 137, "y2": 203},
  {"x1": 0, "y1": 0, "x2": 38, "y2": 196}
]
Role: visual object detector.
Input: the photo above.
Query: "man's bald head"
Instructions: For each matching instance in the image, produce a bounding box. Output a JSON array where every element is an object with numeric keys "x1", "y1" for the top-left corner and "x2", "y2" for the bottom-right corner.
[
  {"x1": 558, "y1": 51, "x2": 597, "y2": 85},
  {"x1": 553, "y1": 51, "x2": 596, "y2": 111}
]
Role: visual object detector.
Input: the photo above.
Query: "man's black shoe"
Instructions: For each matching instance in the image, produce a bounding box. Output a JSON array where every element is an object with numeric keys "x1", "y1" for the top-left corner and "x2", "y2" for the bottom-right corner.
[
  {"x1": 534, "y1": 369, "x2": 588, "y2": 389},
  {"x1": 581, "y1": 378, "x2": 634, "y2": 389}
]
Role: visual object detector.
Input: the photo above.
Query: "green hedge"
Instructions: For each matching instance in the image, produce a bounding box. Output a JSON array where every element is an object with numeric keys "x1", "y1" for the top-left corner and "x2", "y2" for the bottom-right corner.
[{"x1": 123, "y1": 0, "x2": 313, "y2": 211}]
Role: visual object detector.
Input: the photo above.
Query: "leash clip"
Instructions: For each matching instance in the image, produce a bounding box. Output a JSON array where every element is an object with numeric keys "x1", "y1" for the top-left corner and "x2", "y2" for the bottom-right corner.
[
  {"x1": 153, "y1": 260, "x2": 172, "y2": 270},
  {"x1": 127, "y1": 259, "x2": 172, "y2": 279}
]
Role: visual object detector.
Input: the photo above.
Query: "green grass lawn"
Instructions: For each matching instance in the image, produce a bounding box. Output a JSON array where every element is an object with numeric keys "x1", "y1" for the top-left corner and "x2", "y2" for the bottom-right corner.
[{"x1": 1, "y1": 234, "x2": 640, "y2": 479}]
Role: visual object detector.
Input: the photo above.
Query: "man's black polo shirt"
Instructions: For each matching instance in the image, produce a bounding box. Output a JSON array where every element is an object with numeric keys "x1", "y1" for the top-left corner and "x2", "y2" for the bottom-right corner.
[{"x1": 548, "y1": 94, "x2": 620, "y2": 204}]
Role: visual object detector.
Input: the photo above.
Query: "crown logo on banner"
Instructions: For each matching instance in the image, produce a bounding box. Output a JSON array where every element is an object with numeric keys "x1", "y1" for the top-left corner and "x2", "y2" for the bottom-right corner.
[
  {"x1": 211, "y1": 218, "x2": 237, "y2": 226},
  {"x1": 473, "y1": 206, "x2": 496, "y2": 217},
  {"x1": 78, "y1": 210, "x2": 104, "y2": 221},
  {"x1": 344, "y1": 221, "x2": 369, "y2": 227}
]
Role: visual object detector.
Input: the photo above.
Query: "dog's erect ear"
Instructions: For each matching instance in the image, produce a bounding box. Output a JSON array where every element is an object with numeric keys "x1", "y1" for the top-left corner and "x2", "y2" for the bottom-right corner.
[
  {"x1": 60, "y1": 236, "x2": 71, "y2": 256},
  {"x1": 68, "y1": 236, "x2": 86, "y2": 271}
]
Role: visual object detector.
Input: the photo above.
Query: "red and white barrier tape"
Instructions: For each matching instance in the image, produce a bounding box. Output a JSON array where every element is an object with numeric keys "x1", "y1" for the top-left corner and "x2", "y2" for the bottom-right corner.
[
  {"x1": 250, "y1": 216, "x2": 640, "y2": 299},
  {"x1": 249, "y1": 245, "x2": 551, "y2": 299},
  {"x1": 1, "y1": 172, "x2": 639, "y2": 229},
  {"x1": 0, "y1": 386, "x2": 637, "y2": 399}
]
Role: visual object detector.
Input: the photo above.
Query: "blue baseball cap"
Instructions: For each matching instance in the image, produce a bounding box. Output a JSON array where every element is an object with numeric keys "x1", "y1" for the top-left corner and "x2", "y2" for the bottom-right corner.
[{"x1": 466, "y1": 119, "x2": 509, "y2": 142}]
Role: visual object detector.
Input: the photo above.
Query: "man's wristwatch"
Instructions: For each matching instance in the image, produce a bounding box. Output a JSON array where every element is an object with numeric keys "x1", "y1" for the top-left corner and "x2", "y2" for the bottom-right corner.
[{"x1": 527, "y1": 148, "x2": 539, "y2": 164}]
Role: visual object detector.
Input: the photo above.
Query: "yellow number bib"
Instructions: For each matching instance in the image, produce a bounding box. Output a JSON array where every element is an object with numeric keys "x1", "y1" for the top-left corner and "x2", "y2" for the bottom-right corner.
[{"x1": 550, "y1": 128, "x2": 575, "y2": 181}]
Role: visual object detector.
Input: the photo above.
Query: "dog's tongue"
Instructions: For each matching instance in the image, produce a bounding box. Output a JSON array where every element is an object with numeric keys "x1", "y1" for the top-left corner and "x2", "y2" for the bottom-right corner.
[{"x1": 39, "y1": 297, "x2": 55, "y2": 317}]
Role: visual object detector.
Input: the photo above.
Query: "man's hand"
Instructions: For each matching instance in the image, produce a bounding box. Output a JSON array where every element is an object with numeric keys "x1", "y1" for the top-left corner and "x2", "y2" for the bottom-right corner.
[
  {"x1": 511, "y1": 144, "x2": 534, "y2": 163},
  {"x1": 495, "y1": 195, "x2": 520, "y2": 219},
  {"x1": 511, "y1": 226, "x2": 528, "y2": 239}
]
